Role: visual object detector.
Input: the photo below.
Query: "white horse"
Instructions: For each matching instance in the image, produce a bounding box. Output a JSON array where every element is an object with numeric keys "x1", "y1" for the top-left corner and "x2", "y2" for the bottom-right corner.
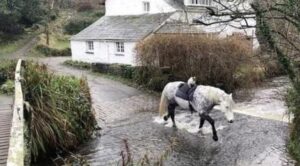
[{"x1": 159, "y1": 77, "x2": 235, "y2": 141}]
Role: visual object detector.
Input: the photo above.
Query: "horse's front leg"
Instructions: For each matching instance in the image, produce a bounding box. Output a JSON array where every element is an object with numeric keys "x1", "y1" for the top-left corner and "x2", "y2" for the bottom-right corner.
[
  {"x1": 200, "y1": 114, "x2": 218, "y2": 141},
  {"x1": 199, "y1": 114, "x2": 205, "y2": 129}
]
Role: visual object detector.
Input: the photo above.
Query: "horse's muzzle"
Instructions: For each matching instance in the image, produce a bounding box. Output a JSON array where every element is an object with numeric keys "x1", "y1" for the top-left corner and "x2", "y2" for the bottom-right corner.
[{"x1": 228, "y1": 120, "x2": 234, "y2": 123}]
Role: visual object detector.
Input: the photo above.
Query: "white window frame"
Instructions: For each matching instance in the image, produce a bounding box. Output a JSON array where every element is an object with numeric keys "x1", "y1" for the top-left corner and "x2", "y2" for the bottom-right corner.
[
  {"x1": 191, "y1": 0, "x2": 211, "y2": 6},
  {"x1": 86, "y1": 41, "x2": 94, "y2": 53},
  {"x1": 116, "y1": 42, "x2": 125, "y2": 55},
  {"x1": 143, "y1": 1, "x2": 150, "y2": 12}
]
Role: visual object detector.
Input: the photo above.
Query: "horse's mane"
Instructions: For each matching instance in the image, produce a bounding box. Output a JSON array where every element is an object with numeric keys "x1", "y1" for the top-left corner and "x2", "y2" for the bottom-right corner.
[{"x1": 198, "y1": 85, "x2": 228, "y2": 104}]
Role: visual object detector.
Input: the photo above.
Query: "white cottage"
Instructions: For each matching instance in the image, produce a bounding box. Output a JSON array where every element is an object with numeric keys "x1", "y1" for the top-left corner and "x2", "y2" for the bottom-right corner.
[{"x1": 71, "y1": 0, "x2": 257, "y2": 66}]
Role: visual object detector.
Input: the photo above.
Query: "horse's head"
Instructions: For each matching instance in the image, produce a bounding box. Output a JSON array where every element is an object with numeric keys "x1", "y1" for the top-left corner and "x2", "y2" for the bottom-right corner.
[
  {"x1": 187, "y1": 76, "x2": 196, "y2": 87},
  {"x1": 220, "y1": 94, "x2": 235, "y2": 123}
]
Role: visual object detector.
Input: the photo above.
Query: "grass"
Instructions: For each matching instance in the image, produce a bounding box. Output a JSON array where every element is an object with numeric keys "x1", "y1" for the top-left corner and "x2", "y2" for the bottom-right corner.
[
  {"x1": 23, "y1": 62, "x2": 97, "y2": 161},
  {"x1": 0, "y1": 80, "x2": 14, "y2": 95},
  {"x1": 38, "y1": 34, "x2": 70, "y2": 50},
  {"x1": 52, "y1": 37, "x2": 70, "y2": 50},
  {"x1": 0, "y1": 33, "x2": 35, "y2": 58}
]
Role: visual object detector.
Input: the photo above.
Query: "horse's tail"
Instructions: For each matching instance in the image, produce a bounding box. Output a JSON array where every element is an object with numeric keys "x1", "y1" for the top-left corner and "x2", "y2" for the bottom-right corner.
[{"x1": 159, "y1": 86, "x2": 168, "y2": 117}]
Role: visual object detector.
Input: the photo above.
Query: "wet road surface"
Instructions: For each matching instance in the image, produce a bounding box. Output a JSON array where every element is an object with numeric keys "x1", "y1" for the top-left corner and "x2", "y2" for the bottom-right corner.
[{"x1": 38, "y1": 57, "x2": 295, "y2": 166}]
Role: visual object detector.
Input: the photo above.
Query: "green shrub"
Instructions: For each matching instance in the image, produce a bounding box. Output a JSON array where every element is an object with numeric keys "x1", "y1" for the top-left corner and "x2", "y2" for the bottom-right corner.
[
  {"x1": 91, "y1": 63, "x2": 137, "y2": 80},
  {"x1": 23, "y1": 62, "x2": 96, "y2": 161},
  {"x1": 286, "y1": 87, "x2": 300, "y2": 163},
  {"x1": 0, "y1": 13, "x2": 24, "y2": 35},
  {"x1": 133, "y1": 66, "x2": 171, "y2": 91},
  {"x1": 120, "y1": 65, "x2": 136, "y2": 79},
  {"x1": 147, "y1": 75, "x2": 169, "y2": 91},
  {"x1": 0, "y1": 80, "x2": 14, "y2": 95},
  {"x1": 91, "y1": 63, "x2": 110, "y2": 73},
  {"x1": 107, "y1": 64, "x2": 122, "y2": 76},
  {"x1": 36, "y1": 44, "x2": 71, "y2": 57},
  {"x1": 63, "y1": 60, "x2": 91, "y2": 70},
  {"x1": 64, "y1": 18, "x2": 95, "y2": 35},
  {"x1": 0, "y1": 60, "x2": 17, "y2": 85}
]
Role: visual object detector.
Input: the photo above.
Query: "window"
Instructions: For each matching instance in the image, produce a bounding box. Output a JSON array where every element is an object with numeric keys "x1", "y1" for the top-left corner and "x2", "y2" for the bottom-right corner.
[
  {"x1": 191, "y1": 0, "x2": 211, "y2": 6},
  {"x1": 143, "y1": 1, "x2": 150, "y2": 12},
  {"x1": 116, "y1": 42, "x2": 125, "y2": 53},
  {"x1": 86, "y1": 41, "x2": 94, "y2": 52}
]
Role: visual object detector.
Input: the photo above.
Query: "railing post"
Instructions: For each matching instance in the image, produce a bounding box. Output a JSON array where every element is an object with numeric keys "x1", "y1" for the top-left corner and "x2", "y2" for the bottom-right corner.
[{"x1": 6, "y1": 59, "x2": 26, "y2": 166}]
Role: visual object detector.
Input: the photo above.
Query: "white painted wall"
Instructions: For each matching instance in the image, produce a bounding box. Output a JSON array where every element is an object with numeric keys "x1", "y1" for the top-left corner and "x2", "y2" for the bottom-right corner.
[
  {"x1": 105, "y1": 0, "x2": 177, "y2": 16},
  {"x1": 71, "y1": 41, "x2": 109, "y2": 63},
  {"x1": 71, "y1": 40, "x2": 137, "y2": 66},
  {"x1": 106, "y1": 42, "x2": 137, "y2": 65}
]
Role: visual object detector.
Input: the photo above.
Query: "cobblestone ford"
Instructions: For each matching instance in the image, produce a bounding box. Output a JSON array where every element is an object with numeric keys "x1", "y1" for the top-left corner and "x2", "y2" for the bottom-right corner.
[{"x1": 38, "y1": 57, "x2": 295, "y2": 166}]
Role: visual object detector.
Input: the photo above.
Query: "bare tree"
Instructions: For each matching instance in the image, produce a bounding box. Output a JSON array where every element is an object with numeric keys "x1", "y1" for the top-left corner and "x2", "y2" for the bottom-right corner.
[{"x1": 194, "y1": 0, "x2": 300, "y2": 82}]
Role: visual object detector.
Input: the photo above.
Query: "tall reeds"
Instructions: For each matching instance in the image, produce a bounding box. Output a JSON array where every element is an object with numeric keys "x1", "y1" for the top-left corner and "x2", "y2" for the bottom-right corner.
[{"x1": 23, "y1": 62, "x2": 96, "y2": 160}]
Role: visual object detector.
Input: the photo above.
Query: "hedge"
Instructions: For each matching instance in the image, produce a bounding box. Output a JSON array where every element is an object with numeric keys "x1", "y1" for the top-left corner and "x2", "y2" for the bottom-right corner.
[{"x1": 36, "y1": 44, "x2": 71, "y2": 57}]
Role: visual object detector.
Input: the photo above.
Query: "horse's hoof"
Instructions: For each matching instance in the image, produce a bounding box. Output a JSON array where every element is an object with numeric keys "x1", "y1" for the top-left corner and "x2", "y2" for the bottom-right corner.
[
  {"x1": 198, "y1": 128, "x2": 203, "y2": 134},
  {"x1": 213, "y1": 135, "x2": 218, "y2": 141},
  {"x1": 163, "y1": 116, "x2": 168, "y2": 121},
  {"x1": 173, "y1": 124, "x2": 177, "y2": 128}
]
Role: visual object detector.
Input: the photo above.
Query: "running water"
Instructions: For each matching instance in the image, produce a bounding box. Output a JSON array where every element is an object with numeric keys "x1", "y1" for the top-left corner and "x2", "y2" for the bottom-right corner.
[{"x1": 152, "y1": 76, "x2": 295, "y2": 165}]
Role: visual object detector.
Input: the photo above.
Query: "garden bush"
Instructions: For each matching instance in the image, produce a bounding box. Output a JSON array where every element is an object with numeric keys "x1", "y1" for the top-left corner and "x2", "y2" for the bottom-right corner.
[
  {"x1": 64, "y1": 60, "x2": 91, "y2": 70},
  {"x1": 0, "y1": 13, "x2": 24, "y2": 35},
  {"x1": 36, "y1": 44, "x2": 71, "y2": 57},
  {"x1": 120, "y1": 65, "x2": 136, "y2": 79},
  {"x1": 0, "y1": 80, "x2": 14, "y2": 95},
  {"x1": 91, "y1": 63, "x2": 136, "y2": 79},
  {"x1": 91, "y1": 63, "x2": 110, "y2": 73},
  {"x1": 136, "y1": 35, "x2": 261, "y2": 92},
  {"x1": 0, "y1": 60, "x2": 17, "y2": 85},
  {"x1": 64, "y1": 17, "x2": 95, "y2": 35},
  {"x1": 23, "y1": 62, "x2": 96, "y2": 160},
  {"x1": 286, "y1": 87, "x2": 300, "y2": 162}
]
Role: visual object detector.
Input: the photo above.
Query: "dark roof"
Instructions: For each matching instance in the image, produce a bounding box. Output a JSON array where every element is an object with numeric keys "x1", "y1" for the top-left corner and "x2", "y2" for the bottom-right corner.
[
  {"x1": 155, "y1": 23, "x2": 203, "y2": 34},
  {"x1": 71, "y1": 13, "x2": 173, "y2": 41}
]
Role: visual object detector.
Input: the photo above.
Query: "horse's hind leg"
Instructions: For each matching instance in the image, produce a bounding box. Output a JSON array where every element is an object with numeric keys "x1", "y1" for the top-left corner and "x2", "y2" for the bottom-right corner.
[
  {"x1": 163, "y1": 115, "x2": 169, "y2": 121},
  {"x1": 168, "y1": 103, "x2": 177, "y2": 128}
]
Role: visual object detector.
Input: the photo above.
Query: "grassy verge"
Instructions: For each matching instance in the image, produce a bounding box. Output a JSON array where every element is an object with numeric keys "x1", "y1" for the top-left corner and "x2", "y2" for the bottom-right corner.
[
  {"x1": 0, "y1": 33, "x2": 36, "y2": 58},
  {"x1": 0, "y1": 60, "x2": 17, "y2": 95},
  {"x1": 63, "y1": 60, "x2": 161, "y2": 96}
]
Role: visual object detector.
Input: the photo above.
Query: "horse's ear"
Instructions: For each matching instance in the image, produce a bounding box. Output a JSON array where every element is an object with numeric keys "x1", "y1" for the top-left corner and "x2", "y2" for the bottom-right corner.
[{"x1": 229, "y1": 93, "x2": 233, "y2": 99}]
